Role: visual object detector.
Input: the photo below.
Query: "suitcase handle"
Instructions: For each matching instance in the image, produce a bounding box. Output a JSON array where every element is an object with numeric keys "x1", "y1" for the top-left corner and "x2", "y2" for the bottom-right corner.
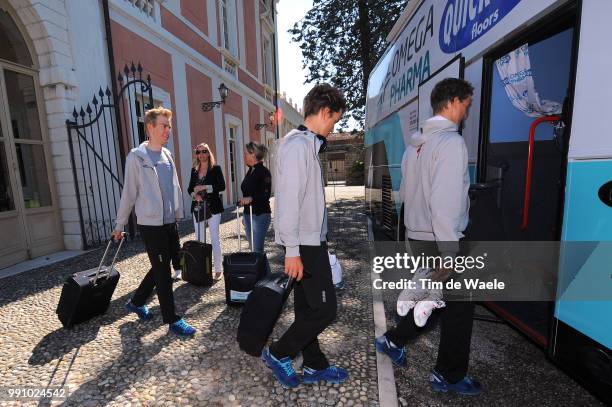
[
  {"x1": 226, "y1": 252, "x2": 259, "y2": 266},
  {"x1": 235, "y1": 203, "x2": 254, "y2": 252},
  {"x1": 194, "y1": 204, "x2": 208, "y2": 243},
  {"x1": 94, "y1": 233, "x2": 126, "y2": 284}
]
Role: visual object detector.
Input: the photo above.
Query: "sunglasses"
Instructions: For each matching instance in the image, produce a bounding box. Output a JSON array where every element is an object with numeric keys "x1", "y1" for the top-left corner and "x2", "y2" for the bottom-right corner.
[{"x1": 195, "y1": 150, "x2": 209, "y2": 154}]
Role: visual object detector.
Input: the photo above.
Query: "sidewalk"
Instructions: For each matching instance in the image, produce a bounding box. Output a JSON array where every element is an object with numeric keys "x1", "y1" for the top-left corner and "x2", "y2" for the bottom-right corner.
[{"x1": 0, "y1": 186, "x2": 376, "y2": 406}]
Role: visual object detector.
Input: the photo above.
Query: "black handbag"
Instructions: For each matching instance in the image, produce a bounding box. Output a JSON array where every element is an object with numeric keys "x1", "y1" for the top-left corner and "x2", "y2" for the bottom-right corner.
[{"x1": 192, "y1": 175, "x2": 213, "y2": 222}]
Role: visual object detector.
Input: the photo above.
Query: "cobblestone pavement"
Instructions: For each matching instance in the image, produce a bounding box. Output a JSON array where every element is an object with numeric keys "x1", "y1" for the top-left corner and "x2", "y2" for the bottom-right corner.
[
  {"x1": 1, "y1": 185, "x2": 605, "y2": 406},
  {"x1": 0, "y1": 186, "x2": 376, "y2": 407}
]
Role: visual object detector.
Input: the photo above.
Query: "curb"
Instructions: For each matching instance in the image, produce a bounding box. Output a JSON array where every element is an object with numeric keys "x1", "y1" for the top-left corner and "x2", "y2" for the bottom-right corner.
[{"x1": 368, "y1": 218, "x2": 398, "y2": 407}]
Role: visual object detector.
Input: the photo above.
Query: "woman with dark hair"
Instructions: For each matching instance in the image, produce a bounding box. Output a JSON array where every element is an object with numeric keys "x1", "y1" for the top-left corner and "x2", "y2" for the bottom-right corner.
[
  {"x1": 240, "y1": 141, "x2": 272, "y2": 261},
  {"x1": 187, "y1": 143, "x2": 225, "y2": 279}
]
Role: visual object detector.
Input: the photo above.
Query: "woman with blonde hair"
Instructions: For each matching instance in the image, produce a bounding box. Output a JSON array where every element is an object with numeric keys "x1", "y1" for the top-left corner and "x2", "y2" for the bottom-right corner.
[{"x1": 187, "y1": 143, "x2": 225, "y2": 279}]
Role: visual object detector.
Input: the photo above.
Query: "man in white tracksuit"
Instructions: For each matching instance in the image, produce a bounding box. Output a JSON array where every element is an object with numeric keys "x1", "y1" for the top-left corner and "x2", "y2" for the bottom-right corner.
[
  {"x1": 111, "y1": 107, "x2": 196, "y2": 337},
  {"x1": 261, "y1": 84, "x2": 349, "y2": 389},
  {"x1": 375, "y1": 78, "x2": 481, "y2": 396}
]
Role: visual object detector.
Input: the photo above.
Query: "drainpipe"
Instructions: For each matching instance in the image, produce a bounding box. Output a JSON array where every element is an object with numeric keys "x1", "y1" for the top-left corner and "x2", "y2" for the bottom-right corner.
[
  {"x1": 102, "y1": 0, "x2": 134, "y2": 239},
  {"x1": 102, "y1": 0, "x2": 126, "y2": 169},
  {"x1": 271, "y1": 0, "x2": 280, "y2": 139}
]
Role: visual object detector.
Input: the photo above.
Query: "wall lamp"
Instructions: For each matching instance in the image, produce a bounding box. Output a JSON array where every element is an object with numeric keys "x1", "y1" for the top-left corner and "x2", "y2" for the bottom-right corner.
[
  {"x1": 254, "y1": 112, "x2": 275, "y2": 130},
  {"x1": 202, "y1": 83, "x2": 229, "y2": 111}
]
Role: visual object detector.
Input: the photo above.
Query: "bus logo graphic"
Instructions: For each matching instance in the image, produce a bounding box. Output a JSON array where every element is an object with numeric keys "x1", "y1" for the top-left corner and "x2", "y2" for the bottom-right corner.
[{"x1": 439, "y1": 0, "x2": 521, "y2": 53}]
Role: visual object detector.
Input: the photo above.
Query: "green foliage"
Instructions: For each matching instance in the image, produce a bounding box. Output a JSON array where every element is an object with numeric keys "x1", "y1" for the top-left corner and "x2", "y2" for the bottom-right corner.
[
  {"x1": 289, "y1": 0, "x2": 408, "y2": 128},
  {"x1": 347, "y1": 160, "x2": 365, "y2": 185},
  {"x1": 349, "y1": 160, "x2": 365, "y2": 175}
]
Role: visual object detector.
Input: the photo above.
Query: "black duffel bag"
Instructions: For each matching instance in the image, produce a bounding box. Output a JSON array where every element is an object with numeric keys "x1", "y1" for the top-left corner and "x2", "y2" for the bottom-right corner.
[{"x1": 237, "y1": 272, "x2": 293, "y2": 356}]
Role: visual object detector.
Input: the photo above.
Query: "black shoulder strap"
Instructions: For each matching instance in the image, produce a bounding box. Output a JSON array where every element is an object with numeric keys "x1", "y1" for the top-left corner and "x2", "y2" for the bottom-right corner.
[{"x1": 298, "y1": 125, "x2": 327, "y2": 153}]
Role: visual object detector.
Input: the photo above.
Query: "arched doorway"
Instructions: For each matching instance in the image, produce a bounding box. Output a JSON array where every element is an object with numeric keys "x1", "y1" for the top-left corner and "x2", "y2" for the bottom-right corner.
[{"x1": 0, "y1": 4, "x2": 62, "y2": 268}]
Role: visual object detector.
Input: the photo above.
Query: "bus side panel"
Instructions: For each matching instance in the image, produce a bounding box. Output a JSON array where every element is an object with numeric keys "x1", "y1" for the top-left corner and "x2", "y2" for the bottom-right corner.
[
  {"x1": 556, "y1": 160, "x2": 612, "y2": 349},
  {"x1": 555, "y1": 0, "x2": 612, "y2": 352},
  {"x1": 555, "y1": 161, "x2": 612, "y2": 403},
  {"x1": 365, "y1": 113, "x2": 406, "y2": 239},
  {"x1": 566, "y1": 2, "x2": 612, "y2": 159},
  {"x1": 557, "y1": 0, "x2": 612, "y2": 380}
]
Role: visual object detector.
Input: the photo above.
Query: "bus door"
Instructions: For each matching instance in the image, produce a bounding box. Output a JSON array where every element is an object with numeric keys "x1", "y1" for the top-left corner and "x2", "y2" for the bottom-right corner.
[{"x1": 477, "y1": 18, "x2": 577, "y2": 347}]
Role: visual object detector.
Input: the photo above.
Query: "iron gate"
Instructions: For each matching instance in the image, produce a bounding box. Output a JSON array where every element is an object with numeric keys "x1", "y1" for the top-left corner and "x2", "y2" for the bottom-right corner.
[{"x1": 66, "y1": 63, "x2": 153, "y2": 248}]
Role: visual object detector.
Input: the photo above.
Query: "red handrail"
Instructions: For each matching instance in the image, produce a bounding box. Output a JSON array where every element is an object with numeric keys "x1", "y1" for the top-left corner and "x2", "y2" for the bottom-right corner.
[{"x1": 521, "y1": 115, "x2": 561, "y2": 230}]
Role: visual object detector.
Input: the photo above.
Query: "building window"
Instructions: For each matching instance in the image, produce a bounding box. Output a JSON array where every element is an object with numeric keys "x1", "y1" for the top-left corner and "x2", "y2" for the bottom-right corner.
[
  {"x1": 228, "y1": 125, "x2": 239, "y2": 202},
  {"x1": 0, "y1": 8, "x2": 33, "y2": 66},
  {"x1": 135, "y1": 98, "x2": 153, "y2": 145},
  {"x1": 4, "y1": 70, "x2": 52, "y2": 208},
  {"x1": 263, "y1": 35, "x2": 274, "y2": 87},
  {"x1": 220, "y1": 0, "x2": 238, "y2": 57}
]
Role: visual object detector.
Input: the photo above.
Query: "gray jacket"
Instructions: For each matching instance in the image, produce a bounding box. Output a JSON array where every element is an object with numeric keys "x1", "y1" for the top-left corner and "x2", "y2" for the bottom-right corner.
[
  {"x1": 400, "y1": 116, "x2": 470, "y2": 255},
  {"x1": 114, "y1": 142, "x2": 184, "y2": 230},
  {"x1": 273, "y1": 128, "x2": 327, "y2": 257}
]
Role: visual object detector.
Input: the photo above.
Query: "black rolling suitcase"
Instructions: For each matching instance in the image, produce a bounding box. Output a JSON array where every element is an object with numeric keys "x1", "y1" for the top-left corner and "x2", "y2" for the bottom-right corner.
[
  {"x1": 223, "y1": 205, "x2": 267, "y2": 305},
  {"x1": 181, "y1": 204, "x2": 213, "y2": 286},
  {"x1": 56, "y1": 234, "x2": 125, "y2": 327},
  {"x1": 237, "y1": 272, "x2": 293, "y2": 356}
]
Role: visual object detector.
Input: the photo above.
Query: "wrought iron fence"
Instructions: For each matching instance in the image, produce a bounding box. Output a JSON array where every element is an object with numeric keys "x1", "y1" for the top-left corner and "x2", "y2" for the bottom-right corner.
[{"x1": 66, "y1": 62, "x2": 153, "y2": 248}]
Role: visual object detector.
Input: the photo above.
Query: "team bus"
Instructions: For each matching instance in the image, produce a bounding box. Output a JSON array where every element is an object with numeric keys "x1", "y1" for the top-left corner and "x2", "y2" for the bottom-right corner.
[{"x1": 364, "y1": 0, "x2": 611, "y2": 402}]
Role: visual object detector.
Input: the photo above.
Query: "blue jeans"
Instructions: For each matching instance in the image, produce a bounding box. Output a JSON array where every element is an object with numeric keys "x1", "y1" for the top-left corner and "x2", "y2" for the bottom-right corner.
[{"x1": 243, "y1": 212, "x2": 271, "y2": 252}]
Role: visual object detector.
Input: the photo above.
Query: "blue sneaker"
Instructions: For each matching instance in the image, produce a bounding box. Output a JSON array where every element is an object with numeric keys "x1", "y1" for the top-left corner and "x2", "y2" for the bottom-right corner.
[
  {"x1": 125, "y1": 300, "x2": 153, "y2": 321},
  {"x1": 261, "y1": 347, "x2": 300, "y2": 388},
  {"x1": 303, "y1": 365, "x2": 348, "y2": 384},
  {"x1": 169, "y1": 318, "x2": 196, "y2": 337},
  {"x1": 429, "y1": 370, "x2": 482, "y2": 396},
  {"x1": 374, "y1": 335, "x2": 407, "y2": 367}
]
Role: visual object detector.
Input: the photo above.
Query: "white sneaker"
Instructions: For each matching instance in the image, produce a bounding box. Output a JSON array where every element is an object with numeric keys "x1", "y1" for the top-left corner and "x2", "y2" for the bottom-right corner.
[
  {"x1": 397, "y1": 300, "x2": 416, "y2": 317},
  {"x1": 396, "y1": 268, "x2": 430, "y2": 317},
  {"x1": 413, "y1": 300, "x2": 445, "y2": 327}
]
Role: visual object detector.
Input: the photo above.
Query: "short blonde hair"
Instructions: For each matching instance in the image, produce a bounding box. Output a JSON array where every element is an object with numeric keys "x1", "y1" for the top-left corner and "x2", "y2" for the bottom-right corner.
[
  {"x1": 192, "y1": 142, "x2": 216, "y2": 170},
  {"x1": 144, "y1": 106, "x2": 172, "y2": 127}
]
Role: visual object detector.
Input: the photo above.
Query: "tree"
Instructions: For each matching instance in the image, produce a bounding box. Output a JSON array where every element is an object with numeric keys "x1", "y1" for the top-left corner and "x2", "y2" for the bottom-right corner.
[{"x1": 290, "y1": 0, "x2": 408, "y2": 129}]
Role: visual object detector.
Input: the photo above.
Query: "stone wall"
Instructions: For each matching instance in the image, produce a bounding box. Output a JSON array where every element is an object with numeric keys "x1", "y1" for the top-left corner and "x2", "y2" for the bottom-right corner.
[
  {"x1": 320, "y1": 132, "x2": 364, "y2": 185},
  {"x1": 9, "y1": 0, "x2": 82, "y2": 249}
]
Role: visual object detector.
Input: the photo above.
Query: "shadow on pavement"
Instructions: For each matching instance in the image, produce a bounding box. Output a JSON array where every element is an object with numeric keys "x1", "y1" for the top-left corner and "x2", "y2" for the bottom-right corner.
[
  {"x1": 25, "y1": 276, "x2": 213, "y2": 405},
  {"x1": 0, "y1": 239, "x2": 148, "y2": 308}
]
